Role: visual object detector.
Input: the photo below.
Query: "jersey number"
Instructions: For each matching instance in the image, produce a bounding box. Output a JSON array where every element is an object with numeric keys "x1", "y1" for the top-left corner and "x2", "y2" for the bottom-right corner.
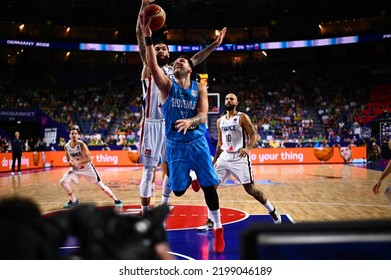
[{"x1": 225, "y1": 134, "x2": 232, "y2": 143}]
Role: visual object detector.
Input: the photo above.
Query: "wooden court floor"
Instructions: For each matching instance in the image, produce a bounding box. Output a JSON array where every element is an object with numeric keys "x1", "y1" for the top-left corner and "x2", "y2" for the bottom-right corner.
[{"x1": 1, "y1": 163, "x2": 391, "y2": 223}]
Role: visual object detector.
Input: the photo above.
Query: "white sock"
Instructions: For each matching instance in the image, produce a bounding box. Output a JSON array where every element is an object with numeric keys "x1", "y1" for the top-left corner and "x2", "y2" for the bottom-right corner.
[
  {"x1": 209, "y1": 209, "x2": 222, "y2": 229},
  {"x1": 189, "y1": 170, "x2": 197, "y2": 181},
  {"x1": 263, "y1": 200, "x2": 275, "y2": 213},
  {"x1": 207, "y1": 209, "x2": 212, "y2": 220}
]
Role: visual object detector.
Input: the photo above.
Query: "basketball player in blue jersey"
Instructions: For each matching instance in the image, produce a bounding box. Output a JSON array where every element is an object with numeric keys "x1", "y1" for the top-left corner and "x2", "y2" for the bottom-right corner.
[
  {"x1": 136, "y1": 0, "x2": 227, "y2": 214},
  {"x1": 140, "y1": 13, "x2": 225, "y2": 253},
  {"x1": 197, "y1": 93, "x2": 282, "y2": 231},
  {"x1": 59, "y1": 127, "x2": 123, "y2": 209}
]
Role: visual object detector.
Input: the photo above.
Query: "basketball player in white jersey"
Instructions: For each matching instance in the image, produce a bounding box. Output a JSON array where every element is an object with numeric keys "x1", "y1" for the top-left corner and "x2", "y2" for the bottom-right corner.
[
  {"x1": 136, "y1": 0, "x2": 227, "y2": 214},
  {"x1": 197, "y1": 93, "x2": 282, "y2": 230},
  {"x1": 59, "y1": 127, "x2": 123, "y2": 208}
]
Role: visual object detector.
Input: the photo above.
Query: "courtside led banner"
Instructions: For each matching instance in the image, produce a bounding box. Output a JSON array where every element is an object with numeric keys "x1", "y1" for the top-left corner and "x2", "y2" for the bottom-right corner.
[
  {"x1": 249, "y1": 147, "x2": 366, "y2": 164},
  {"x1": 0, "y1": 147, "x2": 366, "y2": 173}
]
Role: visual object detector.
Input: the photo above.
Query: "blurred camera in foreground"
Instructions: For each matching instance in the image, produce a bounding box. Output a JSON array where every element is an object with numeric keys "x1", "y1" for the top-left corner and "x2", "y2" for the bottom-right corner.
[{"x1": 0, "y1": 197, "x2": 171, "y2": 260}]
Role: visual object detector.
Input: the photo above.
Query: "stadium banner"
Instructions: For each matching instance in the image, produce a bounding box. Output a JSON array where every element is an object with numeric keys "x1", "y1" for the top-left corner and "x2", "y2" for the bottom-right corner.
[
  {"x1": 0, "y1": 147, "x2": 366, "y2": 172},
  {"x1": 0, "y1": 108, "x2": 69, "y2": 150},
  {"x1": 0, "y1": 109, "x2": 40, "y2": 121}
]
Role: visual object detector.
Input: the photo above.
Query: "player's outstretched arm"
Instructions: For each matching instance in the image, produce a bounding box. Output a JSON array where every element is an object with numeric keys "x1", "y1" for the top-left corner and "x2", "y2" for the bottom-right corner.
[
  {"x1": 190, "y1": 27, "x2": 227, "y2": 67},
  {"x1": 140, "y1": 13, "x2": 171, "y2": 100}
]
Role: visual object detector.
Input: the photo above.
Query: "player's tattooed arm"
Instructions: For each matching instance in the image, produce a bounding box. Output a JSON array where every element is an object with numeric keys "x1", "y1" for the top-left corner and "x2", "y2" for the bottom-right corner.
[
  {"x1": 213, "y1": 144, "x2": 223, "y2": 165},
  {"x1": 136, "y1": 0, "x2": 154, "y2": 64},
  {"x1": 190, "y1": 115, "x2": 202, "y2": 126}
]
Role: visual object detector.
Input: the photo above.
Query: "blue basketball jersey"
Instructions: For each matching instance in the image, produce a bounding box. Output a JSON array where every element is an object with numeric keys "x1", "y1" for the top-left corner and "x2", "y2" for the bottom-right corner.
[{"x1": 162, "y1": 80, "x2": 206, "y2": 143}]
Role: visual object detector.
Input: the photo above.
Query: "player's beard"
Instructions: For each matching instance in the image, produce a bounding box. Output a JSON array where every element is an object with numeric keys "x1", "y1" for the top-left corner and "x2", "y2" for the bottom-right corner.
[
  {"x1": 224, "y1": 104, "x2": 235, "y2": 112},
  {"x1": 157, "y1": 56, "x2": 169, "y2": 67}
]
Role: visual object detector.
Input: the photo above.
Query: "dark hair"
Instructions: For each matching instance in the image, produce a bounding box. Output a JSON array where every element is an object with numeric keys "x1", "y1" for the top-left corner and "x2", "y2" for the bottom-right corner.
[
  {"x1": 69, "y1": 127, "x2": 79, "y2": 133},
  {"x1": 177, "y1": 55, "x2": 193, "y2": 69},
  {"x1": 154, "y1": 40, "x2": 169, "y2": 50}
]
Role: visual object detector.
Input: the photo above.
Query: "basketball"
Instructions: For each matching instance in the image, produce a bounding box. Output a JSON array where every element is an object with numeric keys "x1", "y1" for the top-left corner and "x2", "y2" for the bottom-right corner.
[
  {"x1": 33, "y1": 151, "x2": 40, "y2": 166},
  {"x1": 314, "y1": 147, "x2": 334, "y2": 161},
  {"x1": 127, "y1": 150, "x2": 140, "y2": 164},
  {"x1": 143, "y1": 4, "x2": 166, "y2": 31}
]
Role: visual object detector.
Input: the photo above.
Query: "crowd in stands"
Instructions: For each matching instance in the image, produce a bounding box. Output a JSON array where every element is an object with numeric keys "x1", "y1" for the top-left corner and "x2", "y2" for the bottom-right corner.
[
  {"x1": 204, "y1": 61, "x2": 379, "y2": 150},
  {"x1": 0, "y1": 59, "x2": 389, "y2": 157}
]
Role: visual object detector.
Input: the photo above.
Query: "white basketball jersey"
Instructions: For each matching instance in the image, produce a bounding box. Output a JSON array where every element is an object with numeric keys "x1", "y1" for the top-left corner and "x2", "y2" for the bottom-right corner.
[
  {"x1": 65, "y1": 140, "x2": 89, "y2": 168},
  {"x1": 140, "y1": 65, "x2": 173, "y2": 120},
  {"x1": 220, "y1": 112, "x2": 246, "y2": 153},
  {"x1": 141, "y1": 76, "x2": 164, "y2": 120},
  {"x1": 162, "y1": 65, "x2": 174, "y2": 80}
]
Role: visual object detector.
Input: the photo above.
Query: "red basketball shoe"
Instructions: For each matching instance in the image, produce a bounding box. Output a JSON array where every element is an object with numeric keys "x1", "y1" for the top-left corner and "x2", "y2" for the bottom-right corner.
[
  {"x1": 213, "y1": 228, "x2": 225, "y2": 253},
  {"x1": 191, "y1": 179, "x2": 201, "y2": 192}
]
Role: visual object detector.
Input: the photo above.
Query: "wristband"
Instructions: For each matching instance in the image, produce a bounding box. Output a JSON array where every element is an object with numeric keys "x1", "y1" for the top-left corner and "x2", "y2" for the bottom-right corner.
[{"x1": 145, "y1": 37, "x2": 153, "y2": 46}]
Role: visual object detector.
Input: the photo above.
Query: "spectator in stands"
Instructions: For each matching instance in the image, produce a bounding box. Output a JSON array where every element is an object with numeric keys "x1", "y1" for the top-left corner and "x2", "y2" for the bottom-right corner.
[
  {"x1": 102, "y1": 144, "x2": 111, "y2": 151},
  {"x1": 0, "y1": 136, "x2": 7, "y2": 153},
  {"x1": 368, "y1": 141, "x2": 381, "y2": 163},
  {"x1": 35, "y1": 137, "x2": 47, "y2": 151}
]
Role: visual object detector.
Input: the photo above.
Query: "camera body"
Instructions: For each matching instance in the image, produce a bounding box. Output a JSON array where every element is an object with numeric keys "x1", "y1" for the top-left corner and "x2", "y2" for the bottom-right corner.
[
  {"x1": 56, "y1": 203, "x2": 170, "y2": 259},
  {"x1": 0, "y1": 197, "x2": 170, "y2": 260}
]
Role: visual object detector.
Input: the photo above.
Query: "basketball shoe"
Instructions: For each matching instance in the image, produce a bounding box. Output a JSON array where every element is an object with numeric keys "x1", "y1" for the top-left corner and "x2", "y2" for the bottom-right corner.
[
  {"x1": 269, "y1": 207, "x2": 282, "y2": 224},
  {"x1": 63, "y1": 199, "x2": 79, "y2": 209},
  {"x1": 191, "y1": 179, "x2": 201, "y2": 192},
  {"x1": 115, "y1": 200, "x2": 123, "y2": 208},
  {"x1": 213, "y1": 228, "x2": 225, "y2": 253},
  {"x1": 197, "y1": 218, "x2": 214, "y2": 231}
]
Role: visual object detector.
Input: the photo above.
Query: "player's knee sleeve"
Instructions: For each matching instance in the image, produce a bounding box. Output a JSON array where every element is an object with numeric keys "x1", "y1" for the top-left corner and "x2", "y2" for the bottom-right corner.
[
  {"x1": 162, "y1": 175, "x2": 171, "y2": 197},
  {"x1": 201, "y1": 186, "x2": 219, "y2": 211},
  {"x1": 140, "y1": 166, "x2": 155, "y2": 198}
]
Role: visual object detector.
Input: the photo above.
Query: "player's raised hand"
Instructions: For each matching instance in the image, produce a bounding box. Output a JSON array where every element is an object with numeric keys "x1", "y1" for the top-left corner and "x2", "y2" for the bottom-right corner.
[
  {"x1": 139, "y1": 13, "x2": 152, "y2": 37},
  {"x1": 215, "y1": 27, "x2": 227, "y2": 46}
]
